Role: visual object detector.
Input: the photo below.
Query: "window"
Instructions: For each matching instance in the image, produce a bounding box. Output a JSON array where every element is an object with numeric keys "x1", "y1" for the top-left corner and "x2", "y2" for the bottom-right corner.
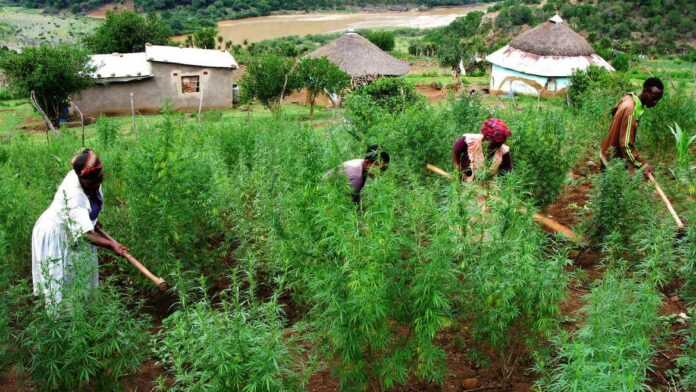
[{"x1": 181, "y1": 75, "x2": 200, "y2": 93}]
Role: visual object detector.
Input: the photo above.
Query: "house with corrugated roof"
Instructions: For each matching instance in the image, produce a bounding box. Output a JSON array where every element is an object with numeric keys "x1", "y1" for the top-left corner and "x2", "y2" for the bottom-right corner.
[
  {"x1": 485, "y1": 15, "x2": 613, "y2": 97},
  {"x1": 71, "y1": 44, "x2": 238, "y2": 116}
]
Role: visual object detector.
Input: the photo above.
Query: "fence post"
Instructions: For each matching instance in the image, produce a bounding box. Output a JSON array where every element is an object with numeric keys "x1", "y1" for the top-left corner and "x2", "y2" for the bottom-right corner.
[
  {"x1": 130, "y1": 92, "x2": 135, "y2": 133},
  {"x1": 70, "y1": 99, "x2": 85, "y2": 147}
]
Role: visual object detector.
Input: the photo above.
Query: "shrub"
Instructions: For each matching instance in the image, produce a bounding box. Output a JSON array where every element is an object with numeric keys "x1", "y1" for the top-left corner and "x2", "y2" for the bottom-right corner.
[
  {"x1": 353, "y1": 77, "x2": 421, "y2": 114},
  {"x1": 460, "y1": 175, "x2": 568, "y2": 349},
  {"x1": 364, "y1": 30, "x2": 395, "y2": 52},
  {"x1": 95, "y1": 116, "x2": 119, "y2": 148},
  {"x1": 240, "y1": 53, "x2": 298, "y2": 110},
  {"x1": 22, "y1": 249, "x2": 149, "y2": 391},
  {"x1": 677, "y1": 322, "x2": 696, "y2": 390},
  {"x1": 0, "y1": 45, "x2": 93, "y2": 126},
  {"x1": 639, "y1": 88, "x2": 696, "y2": 156},
  {"x1": 156, "y1": 290, "x2": 303, "y2": 391},
  {"x1": 84, "y1": 11, "x2": 171, "y2": 53},
  {"x1": 296, "y1": 57, "x2": 350, "y2": 117},
  {"x1": 586, "y1": 161, "x2": 649, "y2": 246},
  {"x1": 546, "y1": 273, "x2": 661, "y2": 392},
  {"x1": 112, "y1": 113, "x2": 231, "y2": 285},
  {"x1": 508, "y1": 111, "x2": 575, "y2": 207}
]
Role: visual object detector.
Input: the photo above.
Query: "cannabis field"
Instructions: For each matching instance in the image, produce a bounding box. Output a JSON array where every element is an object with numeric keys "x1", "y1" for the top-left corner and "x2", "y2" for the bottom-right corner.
[{"x1": 0, "y1": 65, "x2": 695, "y2": 391}]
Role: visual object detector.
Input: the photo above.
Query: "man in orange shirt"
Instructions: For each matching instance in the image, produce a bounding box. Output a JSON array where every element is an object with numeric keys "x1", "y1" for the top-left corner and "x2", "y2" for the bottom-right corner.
[{"x1": 600, "y1": 77, "x2": 664, "y2": 177}]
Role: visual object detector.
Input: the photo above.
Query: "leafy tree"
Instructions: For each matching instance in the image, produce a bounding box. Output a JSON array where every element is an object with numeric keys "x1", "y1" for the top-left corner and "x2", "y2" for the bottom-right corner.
[
  {"x1": 240, "y1": 53, "x2": 298, "y2": 111},
  {"x1": 84, "y1": 11, "x2": 171, "y2": 54},
  {"x1": 296, "y1": 57, "x2": 350, "y2": 117},
  {"x1": 364, "y1": 30, "x2": 395, "y2": 52},
  {"x1": 191, "y1": 27, "x2": 218, "y2": 49},
  {"x1": 0, "y1": 45, "x2": 93, "y2": 126}
]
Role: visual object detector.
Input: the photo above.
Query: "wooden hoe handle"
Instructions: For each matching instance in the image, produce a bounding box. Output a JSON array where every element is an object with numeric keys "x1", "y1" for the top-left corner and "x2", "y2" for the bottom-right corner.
[
  {"x1": 426, "y1": 164, "x2": 584, "y2": 244},
  {"x1": 647, "y1": 172, "x2": 685, "y2": 229},
  {"x1": 123, "y1": 252, "x2": 167, "y2": 290}
]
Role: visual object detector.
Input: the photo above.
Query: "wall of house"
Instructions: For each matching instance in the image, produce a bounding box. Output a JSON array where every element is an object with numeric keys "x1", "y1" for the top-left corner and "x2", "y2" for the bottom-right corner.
[
  {"x1": 71, "y1": 62, "x2": 234, "y2": 116},
  {"x1": 489, "y1": 64, "x2": 570, "y2": 97}
]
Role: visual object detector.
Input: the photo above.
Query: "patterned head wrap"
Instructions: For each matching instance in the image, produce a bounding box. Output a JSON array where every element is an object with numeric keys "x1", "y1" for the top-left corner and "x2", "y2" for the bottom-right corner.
[
  {"x1": 480, "y1": 118, "x2": 511, "y2": 143},
  {"x1": 72, "y1": 149, "x2": 103, "y2": 180}
]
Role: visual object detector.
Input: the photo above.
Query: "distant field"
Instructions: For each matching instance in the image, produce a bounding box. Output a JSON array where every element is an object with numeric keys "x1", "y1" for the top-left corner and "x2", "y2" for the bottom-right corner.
[{"x1": 0, "y1": 6, "x2": 100, "y2": 50}]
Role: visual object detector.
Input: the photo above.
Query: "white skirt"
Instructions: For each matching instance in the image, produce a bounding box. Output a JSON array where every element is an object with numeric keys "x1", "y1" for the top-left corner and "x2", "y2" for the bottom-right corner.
[{"x1": 31, "y1": 212, "x2": 98, "y2": 305}]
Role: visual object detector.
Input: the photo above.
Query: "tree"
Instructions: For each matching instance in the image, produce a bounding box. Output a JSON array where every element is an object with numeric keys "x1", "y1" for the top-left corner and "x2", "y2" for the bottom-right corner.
[
  {"x1": 296, "y1": 57, "x2": 350, "y2": 117},
  {"x1": 239, "y1": 53, "x2": 298, "y2": 111},
  {"x1": 84, "y1": 11, "x2": 171, "y2": 54},
  {"x1": 191, "y1": 27, "x2": 218, "y2": 49},
  {"x1": 364, "y1": 30, "x2": 395, "y2": 52},
  {"x1": 0, "y1": 45, "x2": 93, "y2": 126}
]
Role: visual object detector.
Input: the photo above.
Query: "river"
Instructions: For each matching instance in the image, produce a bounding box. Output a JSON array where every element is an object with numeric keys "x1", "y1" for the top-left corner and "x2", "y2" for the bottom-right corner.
[{"x1": 186, "y1": 4, "x2": 489, "y2": 45}]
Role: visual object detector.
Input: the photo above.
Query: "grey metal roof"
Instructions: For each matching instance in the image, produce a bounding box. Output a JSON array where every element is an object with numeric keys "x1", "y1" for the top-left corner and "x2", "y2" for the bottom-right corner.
[
  {"x1": 145, "y1": 44, "x2": 238, "y2": 69},
  {"x1": 90, "y1": 52, "x2": 153, "y2": 82}
]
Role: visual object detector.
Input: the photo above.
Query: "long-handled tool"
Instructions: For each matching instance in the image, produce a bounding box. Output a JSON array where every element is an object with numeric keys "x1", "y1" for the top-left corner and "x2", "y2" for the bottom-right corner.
[
  {"x1": 647, "y1": 172, "x2": 685, "y2": 229},
  {"x1": 99, "y1": 230, "x2": 168, "y2": 290},
  {"x1": 426, "y1": 164, "x2": 584, "y2": 244},
  {"x1": 123, "y1": 252, "x2": 167, "y2": 290}
]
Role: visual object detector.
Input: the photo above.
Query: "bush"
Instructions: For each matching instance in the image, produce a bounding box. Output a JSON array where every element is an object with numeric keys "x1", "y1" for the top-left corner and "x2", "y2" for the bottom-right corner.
[
  {"x1": 156, "y1": 290, "x2": 303, "y2": 391},
  {"x1": 84, "y1": 11, "x2": 171, "y2": 54},
  {"x1": 364, "y1": 30, "x2": 395, "y2": 52},
  {"x1": 112, "y1": 113, "x2": 231, "y2": 286},
  {"x1": 677, "y1": 322, "x2": 696, "y2": 390},
  {"x1": 350, "y1": 77, "x2": 420, "y2": 115},
  {"x1": 546, "y1": 273, "x2": 661, "y2": 392},
  {"x1": 586, "y1": 161, "x2": 649, "y2": 247},
  {"x1": 508, "y1": 111, "x2": 575, "y2": 207},
  {"x1": 240, "y1": 53, "x2": 298, "y2": 110},
  {"x1": 0, "y1": 45, "x2": 93, "y2": 126},
  {"x1": 22, "y1": 249, "x2": 149, "y2": 391},
  {"x1": 461, "y1": 176, "x2": 568, "y2": 349}
]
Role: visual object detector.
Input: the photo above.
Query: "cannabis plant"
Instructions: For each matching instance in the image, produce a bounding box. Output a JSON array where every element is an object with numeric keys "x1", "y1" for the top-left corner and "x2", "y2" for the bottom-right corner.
[
  {"x1": 547, "y1": 272, "x2": 661, "y2": 392},
  {"x1": 22, "y1": 249, "x2": 149, "y2": 391},
  {"x1": 156, "y1": 284, "x2": 303, "y2": 391}
]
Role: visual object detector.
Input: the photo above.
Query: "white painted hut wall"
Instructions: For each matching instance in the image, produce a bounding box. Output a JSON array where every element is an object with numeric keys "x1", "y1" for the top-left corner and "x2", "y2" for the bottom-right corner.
[{"x1": 490, "y1": 65, "x2": 570, "y2": 96}]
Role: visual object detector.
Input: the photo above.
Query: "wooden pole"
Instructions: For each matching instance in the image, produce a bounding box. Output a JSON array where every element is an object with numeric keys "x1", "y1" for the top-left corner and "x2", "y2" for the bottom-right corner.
[
  {"x1": 426, "y1": 164, "x2": 584, "y2": 244},
  {"x1": 647, "y1": 172, "x2": 685, "y2": 229},
  {"x1": 30, "y1": 90, "x2": 57, "y2": 134},
  {"x1": 70, "y1": 99, "x2": 85, "y2": 147},
  {"x1": 197, "y1": 84, "x2": 204, "y2": 123},
  {"x1": 129, "y1": 92, "x2": 135, "y2": 132}
]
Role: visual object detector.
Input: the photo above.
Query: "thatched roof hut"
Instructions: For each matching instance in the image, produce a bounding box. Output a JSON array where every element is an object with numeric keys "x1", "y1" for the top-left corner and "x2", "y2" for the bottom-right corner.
[
  {"x1": 486, "y1": 15, "x2": 613, "y2": 96},
  {"x1": 307, "y1": 32, "x2": 410, "y2": 79}
]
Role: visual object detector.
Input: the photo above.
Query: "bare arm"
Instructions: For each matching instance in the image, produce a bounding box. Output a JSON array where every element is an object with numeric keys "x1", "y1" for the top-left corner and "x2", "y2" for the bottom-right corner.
[{"x1": 85, "y1": 224, "x2": 128, "y2": 256}]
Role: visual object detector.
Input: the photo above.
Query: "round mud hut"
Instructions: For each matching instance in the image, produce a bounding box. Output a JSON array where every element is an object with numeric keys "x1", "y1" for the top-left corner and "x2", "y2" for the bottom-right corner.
[
  {"x1": 307, "y1": 32, "x2": 410, "y2": 87},
  {"x1": 485, "y1": 14, "x2": 613, "y2": 97}
]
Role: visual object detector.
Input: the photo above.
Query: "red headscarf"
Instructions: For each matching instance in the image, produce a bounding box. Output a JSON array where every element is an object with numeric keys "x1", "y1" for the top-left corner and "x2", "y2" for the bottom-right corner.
[
  {"x1": 480, "y1": 118, "x2": 511, "y2": 143},
  {"x1": 72, "y1": 149, "x2": 103, "y2": 179}
]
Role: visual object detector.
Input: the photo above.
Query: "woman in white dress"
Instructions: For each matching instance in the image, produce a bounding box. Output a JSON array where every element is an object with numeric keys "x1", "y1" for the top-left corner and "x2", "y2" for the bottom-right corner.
[{"x1": 32, "y1": 149, "x2": 129, "y2": 305}]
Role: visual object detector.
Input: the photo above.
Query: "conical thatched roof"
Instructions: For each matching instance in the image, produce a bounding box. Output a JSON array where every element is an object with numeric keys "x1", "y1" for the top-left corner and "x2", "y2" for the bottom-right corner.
[
  {"x1": 485, "y1": 15, "x2": 613, "y2": 77},
  {"x1": 509, "y1": 14, "x2": 594, "y2": 57},
  {"x1": 307, "y1": 32, "x2": 410, "y2": 78}
]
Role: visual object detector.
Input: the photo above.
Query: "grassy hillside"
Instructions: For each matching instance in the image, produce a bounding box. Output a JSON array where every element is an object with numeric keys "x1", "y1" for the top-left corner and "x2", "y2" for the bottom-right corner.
[{"x1": 0, "y1": 6, "x2": 99, "y2": 50}]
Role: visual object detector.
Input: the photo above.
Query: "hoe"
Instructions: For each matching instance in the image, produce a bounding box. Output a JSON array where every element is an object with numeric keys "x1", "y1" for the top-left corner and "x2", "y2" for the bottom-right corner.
[{"x1": 426, "y1": 164, "x2": 584, "y2": 244}]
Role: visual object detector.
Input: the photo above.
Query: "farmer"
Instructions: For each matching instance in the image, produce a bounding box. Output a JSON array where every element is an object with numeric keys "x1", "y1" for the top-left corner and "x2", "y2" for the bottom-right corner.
[
  {"x1": 452, "y1": 118, "x2": 512, "y2": 182},
  {"x1": 32, "y1": 149, "x2": 129, "y2": 305},
  {"x1": 600, "y1": 77, "x2": 664, "y2": 176},
  {"x1": 326, "y1": 144, "x2": 390, "y2": 204}
]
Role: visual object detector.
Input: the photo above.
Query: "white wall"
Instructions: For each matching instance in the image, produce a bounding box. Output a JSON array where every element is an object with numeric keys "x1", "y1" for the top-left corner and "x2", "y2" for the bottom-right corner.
[{"x1": 489, "y1": 65, "x2": 570, "y2": 96}]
